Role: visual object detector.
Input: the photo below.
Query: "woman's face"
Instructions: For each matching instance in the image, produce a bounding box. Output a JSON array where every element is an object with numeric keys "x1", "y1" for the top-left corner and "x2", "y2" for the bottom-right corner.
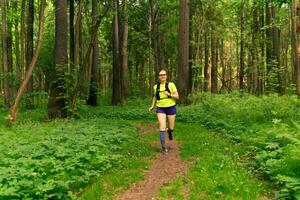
[{"x1": 158, "y1": 70, "x2": 167, "y2": 82}]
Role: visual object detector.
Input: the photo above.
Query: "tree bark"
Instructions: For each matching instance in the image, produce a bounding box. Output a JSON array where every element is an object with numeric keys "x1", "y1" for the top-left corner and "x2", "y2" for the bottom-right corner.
[
  {"x1": 87, "y1": 0, "x2": 100, "y2": 106},
  {"x1": 211, "y1": 35, "x2": 218, "y2": 93},
  {"x1": 177, "y1": 0, "x2": 190, "y2": 103},
  {"x1": 204, "y1": 32, "x2": 209, "y2": 92},
  {"x1": 47, "y1": 0, "x2": 68, "y2": 119},
  {"x1": 251, "y1": 4, "x2": 259, "y2": 95},
  {"x1": 112, "y1": 0, "x2": 122, "y2": 105},
  {"x1": 121, "y1": 0, "x2": 129, "y2": 98},
  {"x1": 291, "y1": 0, "x2": 300, "y2": 96},
  {"x1": 1, "y1": 0, "x2": 10, "y2": 109},
  {"x1": 239, "y1": 2, "x2": 245, "y2": 91},
  {"x1": 20, "y1": 0, "x2": 26, "y2": 79},
  {"x1": 70, "y1": 0, "x2": 75, "y2": 72},
  {"x1": 8, "y1": 0, "x2": 46, "y2": 124},
  {"x1": 26, "y1": 0, "x2": 35, "y2": 109}
]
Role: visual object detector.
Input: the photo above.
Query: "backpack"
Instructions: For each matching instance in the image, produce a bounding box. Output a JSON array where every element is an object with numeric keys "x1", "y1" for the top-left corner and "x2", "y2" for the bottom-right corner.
[{"x1": 156, "y1": 82, "x2": 171, "y2": 100}]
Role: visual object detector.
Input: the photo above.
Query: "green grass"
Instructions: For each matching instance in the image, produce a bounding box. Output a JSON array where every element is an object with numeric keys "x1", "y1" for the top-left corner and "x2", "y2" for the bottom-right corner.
[
  {"x1": 158, "y1": 123, "x2": 273, "y2": 200},
  {"x1": 0, "y1": 110, "x2": 157, "y2": 199}
]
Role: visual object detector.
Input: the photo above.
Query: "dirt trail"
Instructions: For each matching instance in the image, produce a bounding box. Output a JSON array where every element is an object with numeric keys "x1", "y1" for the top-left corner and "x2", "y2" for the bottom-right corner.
[{"x1": 116, "y1": 123, "x2": 187, "y2": 200}]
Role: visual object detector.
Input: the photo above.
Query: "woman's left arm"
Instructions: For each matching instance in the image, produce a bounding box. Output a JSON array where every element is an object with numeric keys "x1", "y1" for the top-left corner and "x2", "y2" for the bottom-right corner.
[{"x1": 170, "y1": 91, "x2": 179, "y2": 100}]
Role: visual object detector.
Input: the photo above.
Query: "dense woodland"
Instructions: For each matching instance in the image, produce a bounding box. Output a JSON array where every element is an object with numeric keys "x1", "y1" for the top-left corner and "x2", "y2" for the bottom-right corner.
[
  {"x1": 1, "y1": 1, "x2": 300, "y2": 199},
  {"x1": 1, "y1": 0, "x2": 300, "y2": 122}
]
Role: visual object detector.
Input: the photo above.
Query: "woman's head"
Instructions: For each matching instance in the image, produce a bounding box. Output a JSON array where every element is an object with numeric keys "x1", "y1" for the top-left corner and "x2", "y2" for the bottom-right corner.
[{"x1": 158, "y1": 69, "x2": 168, "y2": 82}]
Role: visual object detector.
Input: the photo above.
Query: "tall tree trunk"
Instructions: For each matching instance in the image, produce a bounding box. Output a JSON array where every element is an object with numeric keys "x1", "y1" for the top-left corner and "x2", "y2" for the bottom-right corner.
[
  {"x1": 121, "y1": 0, "x2": 129, "y2": 98},
  {"x1": 271, "y1": 7, "x2": 282, "y2": 94},
  {"x1": 87, "y1": 0, "x2": 100, "y2": 106},
  {"x1": 252, "y1": 4, "x2": 259, "y2": 95},
  {"x1": 239, "y1": 2, "x2": 245, "y2": 91},
  {"x1": 6, "y1": 1, "x2": 13, "y2": 103},
  {"x1": 204, "y1": 32, "x2": 209, "y2": 92},
  {"x1": 112, "y1": 0, "x2": 122, "y2": 105},
  {"x1": 20, "y1": 0, "x2": 26, "y2": 80},
  {"x1": 70, "y1": 0, "x2": 75, "y2": 72},
  {"x1": 291, "y1": 0, "x2": 300, "y2": 96},
  {"x1": 1, "y1": 0, "x2": 10, "y2": 109},
  {"x1": 148, "y1": 0, "x2": 154, "y2": 95},
  {"x1": 8, "y1": 0, "x2": 46, "y2": 124},
  {"x1": 211, "y1": 35, "x2": 218, "y2": 93},
  {"x1": 220, "y1": 39, "x2": 226, "y2": 92},
  {"x1": 74, "y1": 0, "x2": 83, "y2": 70},
  {"x1": 265, "y1": 3, "x2": 273, "y2": 92},
  {"x1": 13, "y1": 1, "x2": 21, "y2": 92},
  {"x1": 178, "y1": 0, "x2": 190, "y2": 103},
  {"x1": 26, "y1": 0, "x2": 35, "y2": 109},
  {"x1": 47, "y1": 0, "x2": 68, "y2": 119}
]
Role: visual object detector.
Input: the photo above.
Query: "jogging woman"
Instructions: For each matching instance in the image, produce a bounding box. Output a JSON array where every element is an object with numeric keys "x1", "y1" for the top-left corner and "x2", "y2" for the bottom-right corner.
[{"x1": 148, "y1": 69, "x2": 179, "y2": 153}]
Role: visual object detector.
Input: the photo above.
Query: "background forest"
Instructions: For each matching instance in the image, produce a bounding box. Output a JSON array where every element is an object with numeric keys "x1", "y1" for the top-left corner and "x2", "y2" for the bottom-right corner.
[{"x1": 1, "y1": 0, "x2": 300, "y2": 199}]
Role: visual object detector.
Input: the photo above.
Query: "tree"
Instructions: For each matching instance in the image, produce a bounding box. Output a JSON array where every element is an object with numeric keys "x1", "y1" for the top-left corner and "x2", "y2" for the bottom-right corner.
[
  {"x1": 112, "y1": 0, "x2": 122, "y2": 105},
  {"x1": 87, "y1": 0, "x2": 100, "y2": 106},
  {"x1": 69, "y1": 0, "x2": 75, "y2": 72},
  {"x1": 177, "y1": 0, "x2": 190, "y2": 103},
  {"x1": 8, "y1": 0, "x2": 46, "y2": 124},
  {"x1": 47, "y1": 0, "x2": 68, "y2": 119},
  {"x1": 1, "y1": 0, "x2": 10, "y2": 109},
  {"x1": 291, "y1": 0, "x2": 300, "y2": 96},
  {"x1": 211, "y1": 35, "x2": 218, "y2": 93},
  {"x1": 239, "y1": 1, "x2": 245, "y2": 91},
  {"x1": 26, "y1": 0, "x2": 35, "y2": 109},
  {"x1": 121, "y1": 0, "x2": 129, "y2": 98}
]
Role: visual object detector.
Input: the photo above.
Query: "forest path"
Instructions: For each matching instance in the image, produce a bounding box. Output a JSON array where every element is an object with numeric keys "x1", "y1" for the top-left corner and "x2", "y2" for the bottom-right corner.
[{"x1": 115, "y1": 122, "x2": 188, "y2": 200}]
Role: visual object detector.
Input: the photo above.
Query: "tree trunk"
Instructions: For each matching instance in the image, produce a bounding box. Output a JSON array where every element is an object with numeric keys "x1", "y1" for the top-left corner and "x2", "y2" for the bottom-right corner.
[
  {"x1": 121, "y1": 0, "x2": 129, "y2": 98},
  {"x1": 148, "y1": 0, "x2": 154, "y2": 96},
  {"x1": 265, "y1": 3, "x2": 273, "y2": 93},
  {"x1": 252, "y1": 4, "x2": 259, "y2": 95},
  {"x1": 291, "y1": 0, "x2": 300, "y2": 96},
  {"x1": 177, "y1": 0, "x2": 190, "y2": 103},
  {"x1": 26, "y1": 0, "x2": 35, "y2": 109},
  {"x1": 20, "y1": 0, "x2": 26, "y2": 80},
  {"x1": 70, "y1": 0, "x2": 75, "y2": 72},
  {"x1": 13, "y1": 1, "x2": 21, "y2": 91},
  {"x1": 87, "y1": 0, "x2": 100, "y2": 106},
  {"x1": 112, "y1": 0, "x2": 122, "y2": 105},
  {"x1": 220, "y1": 39, "x2": 226, "y2": 92},
  {"x1": 47, "y1": 0, "x2": 68, "y2": 119},
  {"x1": 239, "y1": 2, "x2": 245, "y2": 91},
  {"x1": 1, "y1": 0, "x2": 10, "y2": 109},
  {"x1": 211, "y1": 35, "x2": 218, "y2": 93},
  {"x1": 8, "y1": 0, "x2": 46, "y2": 124},
  {"x1": 204, "y1": 32, "x2": 209, "y2": 92}
]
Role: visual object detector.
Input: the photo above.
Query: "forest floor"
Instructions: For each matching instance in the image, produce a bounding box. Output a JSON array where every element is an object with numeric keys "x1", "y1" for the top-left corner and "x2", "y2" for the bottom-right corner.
[
  {"x1": 114, "y1": 122, "x2": 274, "y2": 200},
  {"x1": 116, "y1": 123, "x2": 188, "y2": 200}
]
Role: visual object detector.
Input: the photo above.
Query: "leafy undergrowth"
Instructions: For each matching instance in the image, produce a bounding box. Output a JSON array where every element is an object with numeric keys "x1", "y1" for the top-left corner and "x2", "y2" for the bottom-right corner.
[
  {"x1": 157, "y1": 123, "x2": 273, "y2": 199},
  {"x1": 0, "y1": 116, "x2": 155, "y2": 199},
  {"x1": 83, "y1": 93, "x2": 300, "y2": 199}
]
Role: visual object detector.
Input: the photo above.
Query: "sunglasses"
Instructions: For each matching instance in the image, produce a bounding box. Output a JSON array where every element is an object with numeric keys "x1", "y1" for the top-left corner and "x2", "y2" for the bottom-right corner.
[{"x1": 158, "y1": 74, "x2": 167, "y2": 76}]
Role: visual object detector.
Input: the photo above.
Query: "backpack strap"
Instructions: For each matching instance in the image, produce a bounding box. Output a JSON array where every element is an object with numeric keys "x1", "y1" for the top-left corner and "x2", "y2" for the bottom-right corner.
[
  {"x1": 156, "y1": 82, "x2": 161, "y2": 100},
  {"x1": 165, "y1": 82, "x2": 171, "y2": 98}
]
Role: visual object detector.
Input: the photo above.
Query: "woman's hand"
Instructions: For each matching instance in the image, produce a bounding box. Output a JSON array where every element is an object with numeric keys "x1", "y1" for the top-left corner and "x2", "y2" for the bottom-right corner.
[
  {"x1": 148, "y1": 106, "x2": 154, "y2": 112},
  {"x1": 165, "y1": 91, "x2": 171, "y2": 97}
]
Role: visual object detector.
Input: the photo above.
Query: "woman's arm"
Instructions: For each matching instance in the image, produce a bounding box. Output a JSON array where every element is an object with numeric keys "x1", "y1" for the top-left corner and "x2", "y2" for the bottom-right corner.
[
  {"x1": 165, "y1": 90, "x2": 179, "y2": 100},
  {"x1": 148, "y1": 96, "x2": 157, "y2": 112},
  {"x1": 170, "y1": 91, "x2": 179, "y2": 100}
]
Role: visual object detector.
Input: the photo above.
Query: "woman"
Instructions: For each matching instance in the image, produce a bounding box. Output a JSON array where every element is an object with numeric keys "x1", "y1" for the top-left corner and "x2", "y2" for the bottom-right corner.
[{"x1": 148, "y1": 69, "x2": 179, "y2": 154}]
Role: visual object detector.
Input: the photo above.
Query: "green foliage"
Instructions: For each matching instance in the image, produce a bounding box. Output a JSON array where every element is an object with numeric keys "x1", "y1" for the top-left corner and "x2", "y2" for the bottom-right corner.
[
  {"x1": 187, "y1": 93, "x2": 300, "y2": 199},
  {"x1": 158, "y1": 123, "x2": 272, "y2": 199},
  {"x1": 80, "y1": 93, "x2": 300, "y2": 198},
  {"x1": 0, "y1": 117, "x2": 153, "y2": 199}
]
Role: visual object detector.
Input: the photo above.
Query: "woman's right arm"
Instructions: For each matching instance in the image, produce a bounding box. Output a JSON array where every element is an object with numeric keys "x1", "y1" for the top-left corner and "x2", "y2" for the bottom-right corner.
[{"x1": 148, "y1": 96, "x2": 157, "y2": 112}]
